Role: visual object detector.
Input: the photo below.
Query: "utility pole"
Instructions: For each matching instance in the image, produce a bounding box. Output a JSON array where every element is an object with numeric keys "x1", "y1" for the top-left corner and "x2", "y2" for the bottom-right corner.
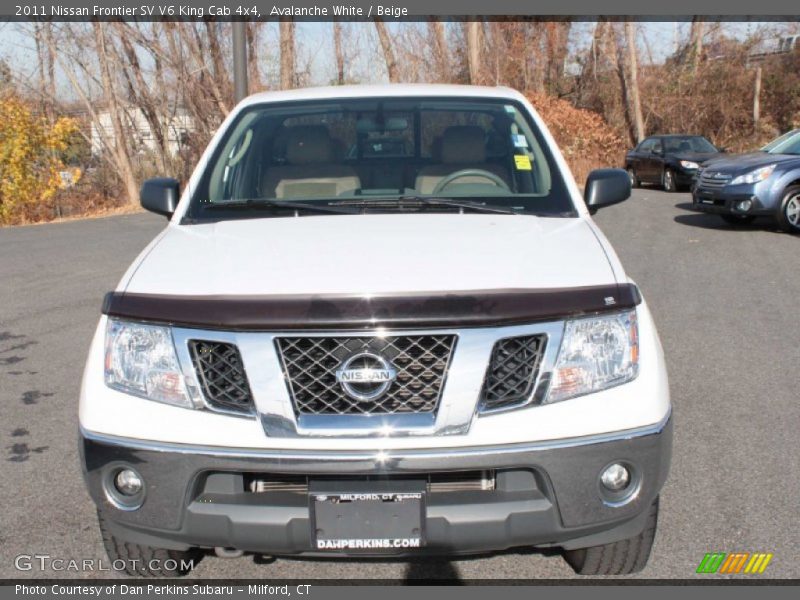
[{"x1": 233, "y1": 21, "x2": 248, "y2": 103}]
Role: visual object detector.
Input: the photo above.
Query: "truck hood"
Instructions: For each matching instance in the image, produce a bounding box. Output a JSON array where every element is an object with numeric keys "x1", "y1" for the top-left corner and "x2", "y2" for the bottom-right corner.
[{"x1": 123, "y1": 214, "x2": 618, "y2": 296}]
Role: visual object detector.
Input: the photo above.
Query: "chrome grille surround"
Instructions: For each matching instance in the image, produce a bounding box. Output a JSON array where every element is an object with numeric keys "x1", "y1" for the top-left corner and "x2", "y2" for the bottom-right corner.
[
  {"x1": 275, "y1": 335, "x2": 456, "y2": 415},
  {"x1": 697, "y1": 170, "x2": 732, "y2": 190},
  {"x1": 169, "y1": 321, "x2": 565, "y2": 438}
]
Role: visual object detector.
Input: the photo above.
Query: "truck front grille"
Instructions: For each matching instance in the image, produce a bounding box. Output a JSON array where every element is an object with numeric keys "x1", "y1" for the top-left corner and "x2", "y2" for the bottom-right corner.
[
  {"x1": 481, "y1": 334, "x2": 547, "y2": 411},
  {"x1": 188, "y1": 340, "x2": 254, "y2": 413},
  {"x1": 275, "y1": 335, "x2": 456, "y2": 415}
]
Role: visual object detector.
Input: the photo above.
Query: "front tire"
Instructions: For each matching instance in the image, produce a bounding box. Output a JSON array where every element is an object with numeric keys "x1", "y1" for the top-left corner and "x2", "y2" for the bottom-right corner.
[
  {"x1": 776, "y1": 185, "x2": 800, "y2": 233},
  {"x1": 563, "y1": 497, "x2": 659, "y2": 575},
  {"x1": 97, "y1": 511, "x2": 201, "y2": 577},
  {"x1": 662, "y1": 169, "x2": 677, "y2": 192},
  {"x1": 627, "y1": 167, "x2": 640, "y2": 188}
]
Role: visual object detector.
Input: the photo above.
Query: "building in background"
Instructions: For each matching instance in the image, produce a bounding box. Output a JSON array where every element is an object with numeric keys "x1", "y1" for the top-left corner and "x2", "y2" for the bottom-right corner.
[{"x1": 90, "y1": 104, "x2": 194, "y2": 158}]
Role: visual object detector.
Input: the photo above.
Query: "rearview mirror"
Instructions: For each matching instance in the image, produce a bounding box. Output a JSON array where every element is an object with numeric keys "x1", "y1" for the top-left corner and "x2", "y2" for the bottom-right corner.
[
  {"x1": 584, "y1": 169, "x2": 631, "y2": 214},
  {"x1": 140, "y1": 178, "x2": 180, "y2": 218}
]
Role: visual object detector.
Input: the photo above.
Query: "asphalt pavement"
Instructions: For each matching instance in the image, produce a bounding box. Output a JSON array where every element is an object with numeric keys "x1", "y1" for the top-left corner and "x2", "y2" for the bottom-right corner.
[{"x1": 1, "y1": 189, "x2": 797, "y2": 580}]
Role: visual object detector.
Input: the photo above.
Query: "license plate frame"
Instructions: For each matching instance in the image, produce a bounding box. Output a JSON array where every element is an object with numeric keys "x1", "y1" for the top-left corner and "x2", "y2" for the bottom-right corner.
[{"x1": 309, "y1": 480, "x2": 426, "y2": 553}]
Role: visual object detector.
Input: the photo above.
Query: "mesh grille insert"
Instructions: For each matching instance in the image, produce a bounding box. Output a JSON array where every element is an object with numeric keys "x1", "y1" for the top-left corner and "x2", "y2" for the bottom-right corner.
[
  {"x1": 188, "y1": 340, "x2": 254, "y2": 413},
  {"x1": 482, "y1": 334, "x2": 547, "y2": 411},
  {"x1": 275, "y1": 335, "x2": 456, "y2": 415}
]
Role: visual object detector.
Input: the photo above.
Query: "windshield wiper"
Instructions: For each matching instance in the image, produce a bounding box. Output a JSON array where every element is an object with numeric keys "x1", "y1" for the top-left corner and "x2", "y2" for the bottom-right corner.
[
  {"x1": 202, "y1": 198, "x2": 360, "y2": 215},
  {"x1": 332, "y1": 196, "x2": 524, "y2": 215}
]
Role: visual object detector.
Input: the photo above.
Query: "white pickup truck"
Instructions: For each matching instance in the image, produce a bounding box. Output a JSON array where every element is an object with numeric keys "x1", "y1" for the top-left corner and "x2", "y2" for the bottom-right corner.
[{"x1": 79, "y1": 84, "x2": 671, "y2": 577}]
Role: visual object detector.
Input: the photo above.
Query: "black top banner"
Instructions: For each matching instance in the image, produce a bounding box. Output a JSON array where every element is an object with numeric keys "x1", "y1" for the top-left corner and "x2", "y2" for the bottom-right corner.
[{"x1": 1, "y1": 0, "x2": 799, "y2": 20}]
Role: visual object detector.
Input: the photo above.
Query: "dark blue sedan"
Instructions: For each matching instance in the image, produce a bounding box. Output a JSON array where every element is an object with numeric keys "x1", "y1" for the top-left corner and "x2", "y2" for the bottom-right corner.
[{"x1": 692, "y1": 131, "x2": 800, "y2": 232}]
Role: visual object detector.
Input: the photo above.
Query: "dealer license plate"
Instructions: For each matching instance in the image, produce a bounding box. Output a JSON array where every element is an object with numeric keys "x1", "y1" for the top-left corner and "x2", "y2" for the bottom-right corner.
[{"x1": 310, "y1": 481, "x2": 425, "y2": 553}]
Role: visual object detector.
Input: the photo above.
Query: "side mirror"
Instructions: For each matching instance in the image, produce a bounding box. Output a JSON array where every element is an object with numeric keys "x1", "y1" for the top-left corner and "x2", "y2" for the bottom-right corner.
[
  {"x1": 140, "y1": 178, "x2": 180, "y2": 218},
  {"x1": 584, "y1": 168, "x2": 631, "y2": 214}
]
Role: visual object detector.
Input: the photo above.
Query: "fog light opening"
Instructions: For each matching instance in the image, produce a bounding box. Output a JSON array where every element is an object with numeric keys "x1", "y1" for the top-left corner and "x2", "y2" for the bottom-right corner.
[
  {"x1": 104, "y1": 465, "x2": 146, "y2": 511},
  {"x1": 114, "y1": 468, "x2": 143, "y2": 496},
  {"x1": 598, "y1": 461, "x2": 641, "y2": 507},
  {"x1": 735, "y1": 199, "x2": 753, "y2": 213},
  {"x1": 600, "y1": 463, "x2": 630, "y2": 492}
]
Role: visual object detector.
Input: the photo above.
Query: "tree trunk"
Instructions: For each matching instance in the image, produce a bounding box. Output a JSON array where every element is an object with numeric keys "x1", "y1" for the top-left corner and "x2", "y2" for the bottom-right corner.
[
  {"x1": 689, "y1": 18, "x2": 704, "y2": 72},
  {"x1": 333, "y1": 20, "x2": 345, "y2": 84},
  {"x1": 428, "y1": 20, "x2": 449, "y2": 80},
  {"x1": 247, "y1": 23, "x2": 263, "y2": 92},
  {"x1": 753, "y1": 65, "x2": 762, "y2": 131},
  {"x1": 280, "y1": 20, "x2": 296, "y2": 90},
  {"x1": 612, "y1": 25, "x2": 636, "y2": 146},
  {"x1": 625, "y1": 21, "x2": 645, "y2": 143},
  {"x1": 464, "y1": 20, "x2": 482, "y2": 84},
  {"x1": 114, "y1": 23, "x2": 170, "y2": 171},
  {"x1": 92, "y1": 24, "x2": 139, "y2": 206},
  {"x1": 374, "y1": 19, "x2": 399, "y2": 82},
  {"x1": 545, "y1": 21, "x2": 571, "y2": 93}
]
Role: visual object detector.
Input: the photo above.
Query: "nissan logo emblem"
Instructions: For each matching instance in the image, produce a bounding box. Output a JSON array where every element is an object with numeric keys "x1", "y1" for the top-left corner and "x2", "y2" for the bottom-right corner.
[{"x1": 335, "y1": 352, "x2": 397, "y2": 401}]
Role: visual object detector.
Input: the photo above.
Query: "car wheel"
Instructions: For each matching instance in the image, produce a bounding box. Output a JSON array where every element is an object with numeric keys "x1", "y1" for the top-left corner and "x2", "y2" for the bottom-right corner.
[
  {"x1": 662, "y1": 169, "x2": 677, "y2": 192},
  {"x1": 627, "y1": 167, "x2": 640, "y2": 188},
  {"x1": 563, "y1": 497, "x2": 659, "y2": 575},
  {"x1": 97, "y1": 511, "x2": 201, "y2": 577},
  {"x1": 720, "y1": 214, "x2": 756, "y2": 226},
  {"x1": 776, "y1": 185, "x2": 800, "y2": 233}
]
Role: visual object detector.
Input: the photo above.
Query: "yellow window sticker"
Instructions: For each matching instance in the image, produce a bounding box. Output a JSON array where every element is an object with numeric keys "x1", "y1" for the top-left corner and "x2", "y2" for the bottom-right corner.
[{"x1": 514, "y1": 154, "x2": 532, "y2": 170}]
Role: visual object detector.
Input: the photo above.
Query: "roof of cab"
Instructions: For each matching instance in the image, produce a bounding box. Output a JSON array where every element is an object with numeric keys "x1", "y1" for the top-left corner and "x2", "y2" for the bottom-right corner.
[{"x1": 239, "y1": 84, "x2": 527, "y2": 108}]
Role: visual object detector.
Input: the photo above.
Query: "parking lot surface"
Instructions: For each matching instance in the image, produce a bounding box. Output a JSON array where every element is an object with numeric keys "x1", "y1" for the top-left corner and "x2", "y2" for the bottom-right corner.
[{"x1": 1, "y1": 189, "x2": 797, "y2": 580}]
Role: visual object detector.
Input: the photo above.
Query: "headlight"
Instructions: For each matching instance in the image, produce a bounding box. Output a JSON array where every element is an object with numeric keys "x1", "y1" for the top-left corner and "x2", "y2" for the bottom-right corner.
[
  {"x1": 104, "y1": 318, "x2": 192, "y2": 408},
  {"x1": 547, "y1": 310, "x2": 639, "y2": 403},
  {"x1": 680, "y1": 160, "x2": 700, "y2": 170},
  {"x1": 730, "y1": 164, "x2": 776, "y2": 185}
]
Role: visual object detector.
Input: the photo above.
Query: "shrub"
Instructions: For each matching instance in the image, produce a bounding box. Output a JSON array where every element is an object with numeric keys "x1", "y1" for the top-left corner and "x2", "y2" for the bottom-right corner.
[
  {"x1": 0, "y1": 95, "x2": 79, "y2": 225},
  {"x1": 526, "y1": 91, "x2": 626, "y2": 183}
]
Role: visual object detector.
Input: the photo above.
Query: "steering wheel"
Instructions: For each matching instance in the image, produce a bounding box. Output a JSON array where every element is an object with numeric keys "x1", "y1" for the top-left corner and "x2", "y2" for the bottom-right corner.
[{"x1": 432, "y1": 169, "x2": 511, "y2": 194}]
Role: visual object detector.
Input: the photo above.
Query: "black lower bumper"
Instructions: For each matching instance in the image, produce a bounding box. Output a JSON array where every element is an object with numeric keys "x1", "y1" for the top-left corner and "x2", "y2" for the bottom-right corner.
[
  {"x1": 81, "y1": 416, "x2": 671, "y2": 556},
  {"x1": 691, "y1": 189, "x2": 772, "y2": 216}
]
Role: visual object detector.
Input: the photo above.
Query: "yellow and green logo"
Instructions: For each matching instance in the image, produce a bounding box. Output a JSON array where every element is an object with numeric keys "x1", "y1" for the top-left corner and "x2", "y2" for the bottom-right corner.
[{"x1": 696, "y1": 552, "x2": 773, "y2": 574}]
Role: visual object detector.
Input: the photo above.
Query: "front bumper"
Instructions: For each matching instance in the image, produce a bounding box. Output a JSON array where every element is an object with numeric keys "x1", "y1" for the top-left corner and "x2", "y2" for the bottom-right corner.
[
  {"x1": 691, "y1": 184, "x2": 773, "y2": 216},
  {"x1": 674, "y1": 169, "x2": 697, "y2": 187},
  {"x1": 81, "y1": 413, "x2": 672, "y2": 556}
]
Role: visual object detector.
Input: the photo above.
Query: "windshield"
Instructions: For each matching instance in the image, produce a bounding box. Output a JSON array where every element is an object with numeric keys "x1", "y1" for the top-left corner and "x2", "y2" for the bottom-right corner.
[
  {"x1": 762, "y1": 129, "x2": 800, "y2": 152},
  {"x1": 765, "y1": 131, "x2": 800, "y2": 155},
  {"x1": 662, "y1": 136, "x2": 717, "y2": 154},
  {"x1": 186, "y1": 97, "x2": 574, "y2": 221}
]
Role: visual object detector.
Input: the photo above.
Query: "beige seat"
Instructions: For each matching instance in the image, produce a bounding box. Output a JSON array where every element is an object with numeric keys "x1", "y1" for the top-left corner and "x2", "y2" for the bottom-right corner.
[
  {"x1": 261, "y1": 126, "x2": 360, "y2": 199},
  {"x1": 415, "y1": 126, "x2": 509, "y2": 194}
]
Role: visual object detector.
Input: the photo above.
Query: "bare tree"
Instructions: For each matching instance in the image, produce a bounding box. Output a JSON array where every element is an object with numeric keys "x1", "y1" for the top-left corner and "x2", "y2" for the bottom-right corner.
[
  {"x1": 374, "y1": 19, "x2": 399, "y2": 82},
  {"x1": 689, "y1": 18, "x2": 705, "y2": 71},
  {"x1": 333, "y1": 20, "x2": 345, "y2": 84},
  {"x1": 280, "y1": 20, "x2": 296, "y2": 90},
  {"x1": 753, "y1": 65, "x2": 762, "y2": 130},
  {"x1": 464, "y1": 20, "x2": 483, "y2": 84},
  {"x1": 544, "y1": 21, "x2": 571, "y2": 92},
  {"x1": 247, "y1": 23, "x2": 263, "y2": 92},
  {"x1": 113, "y1": 22, "x2": 171, "y2": 171},
  {"x1": 625, "y1": 21, "x2": 645, "y2": 142},
  {"x1": 428, "y1": 20, "x2": 450, "y2": 80},
  {"x1": 92, "y1": 24, "x2": 139, "y2": 205}
]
